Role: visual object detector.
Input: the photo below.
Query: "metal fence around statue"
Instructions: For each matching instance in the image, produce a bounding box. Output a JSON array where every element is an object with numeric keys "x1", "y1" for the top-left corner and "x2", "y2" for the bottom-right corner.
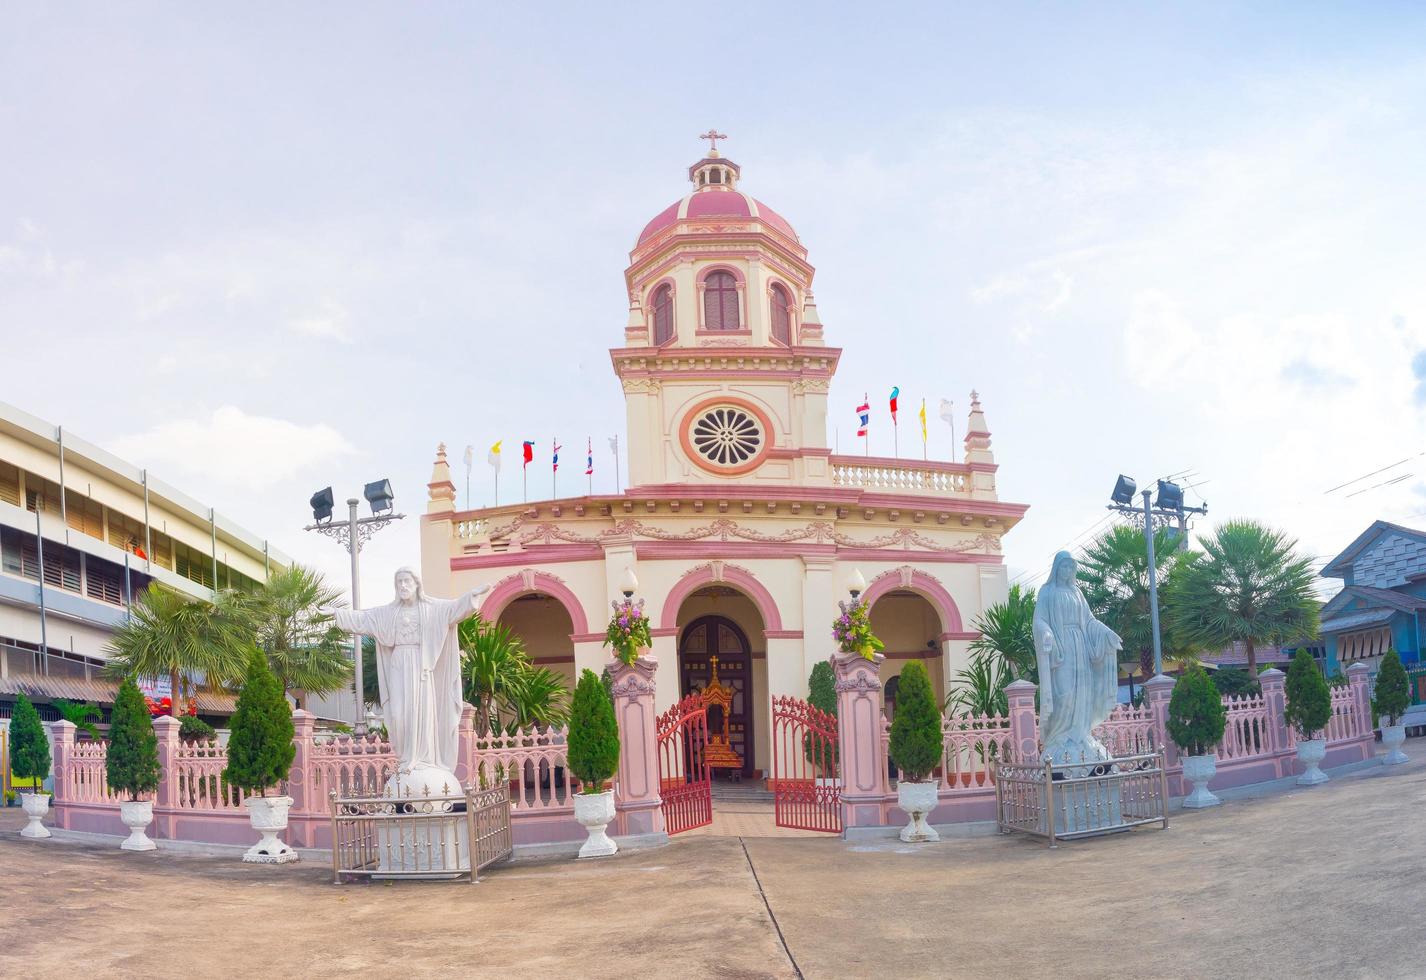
[
  {"x1": 331, "y1": 783, "x2": 513, "y2": 883},
  {"x1": 995, "y1": 749, "x2": 1169, "y2": 847}
]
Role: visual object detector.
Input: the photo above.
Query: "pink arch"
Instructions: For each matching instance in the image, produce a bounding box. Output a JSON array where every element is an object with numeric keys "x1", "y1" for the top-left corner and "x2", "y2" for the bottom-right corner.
[
  {"x1": 482, "y1": 572, "x2": 589, "y2": 635},
  {"x1": 660, "y1": 565, "x2": 783, "y2": 633},
  {"x1": 862, "y1": 568, "x2": 964, "y2": 634}
]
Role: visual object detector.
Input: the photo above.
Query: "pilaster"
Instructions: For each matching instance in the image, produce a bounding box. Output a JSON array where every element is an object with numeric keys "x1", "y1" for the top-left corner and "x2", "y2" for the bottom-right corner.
[
  {"x1": 1005, "y1": 680, "x2": 1038, "y2": 763},
  {"x1": 833, "y1": 650, "x2": 888, "y2": 830},
  {"x1": 607, "y1": 653, "x2": 666, "y2": 838},
  {"x1": 1143, "y1": 673, "x2": 1177, "y2": 768}
]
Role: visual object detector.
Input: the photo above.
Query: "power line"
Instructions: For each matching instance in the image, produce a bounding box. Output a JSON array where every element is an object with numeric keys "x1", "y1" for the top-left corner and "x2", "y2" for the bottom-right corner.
[{"x1": 1323, "y1": 452, "x2": 1423, "y2": 495}]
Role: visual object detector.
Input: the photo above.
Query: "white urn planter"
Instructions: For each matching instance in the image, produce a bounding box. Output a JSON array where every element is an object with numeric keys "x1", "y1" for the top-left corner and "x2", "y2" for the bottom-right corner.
[
  {"x1": 119, "y1": 800, "x2": 156, "y2": 850},
  {"x1": 1181, "y1": 754, "x2": 1221, "y2": 808},
  {"x1": 19, "y1": 792, "x2": 51, "y2": 839},
  {"x1": 574, "y1": 790, "x2": 618, "y2": 858},
  {"x1": 1296, "y1": 737, "x2": 1329, "y2": 786},
  {"x1": 896, "y1": 780, "x2": 940, "y2": 843},
  {"x1": 243, "y1": 795, "x2": 298, "y2": 864},
  {"x1": 1381, "y1": 724, "x2": 1409, "y2": 766}
]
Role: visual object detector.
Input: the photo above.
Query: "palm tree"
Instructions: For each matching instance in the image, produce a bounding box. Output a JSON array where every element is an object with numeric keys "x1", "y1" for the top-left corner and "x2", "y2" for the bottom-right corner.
[
  {"x1": 1077, "y1": 523, "x2": 1183, "y2": 693},
  {"x1": 460, "y1": 618, "x2": 571, "y2": 733},
  {"x1": 1165, "y1": 520, "x2": 1319, "y2": 677},
  {"x1": 967, "y1": 585, "x2": 1038, "y2": 684},
  {"x1": 106, "y1": 584, "x2": 253, "y2": 716},
  {"x1": 944, "y1": 650, "x2": 1013, "y2": 718},
  {"x1": 239, "y1": 565, "x2": 351, "y2": 701}
]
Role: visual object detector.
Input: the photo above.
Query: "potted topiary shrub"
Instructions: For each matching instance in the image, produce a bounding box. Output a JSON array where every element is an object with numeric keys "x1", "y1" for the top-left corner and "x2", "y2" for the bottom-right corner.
[
  {"x1": 1285, "y1": 648, "x2": 1333, "y2": 786},
  {"x1": 107, "y1": 678, "x2": 161, "y2": 850},
  {"x1": 1166, "y1": 666, "x2": 1228, "y2": 808},
  {"x1": 1374, "y1": 650, "x2": 1411, "y2": 766},
  {"x1": 568, "y1": 668, "x2": 620, "y2": 858},
  {"x1": 10, "y1": 693, "x2": 52, "y2": 839},
  {"x1": 223, "y1": 650, "x2": 298, "y2": 864},
  {"x1": 807, "y1": 660, "x2": 839, "y2": 788},
  {"x1": 888, "y1": 661, "x2": 942, "y2": 843}
]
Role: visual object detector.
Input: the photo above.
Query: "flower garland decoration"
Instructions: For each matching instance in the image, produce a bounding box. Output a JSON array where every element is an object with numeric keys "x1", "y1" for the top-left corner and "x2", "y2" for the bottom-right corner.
[
  {"x1": 833, "y1": 597, "x2": 884, "y2": 660},
  {"x1": 604, "y1": 597, "x2": 652, "y2": 666}
]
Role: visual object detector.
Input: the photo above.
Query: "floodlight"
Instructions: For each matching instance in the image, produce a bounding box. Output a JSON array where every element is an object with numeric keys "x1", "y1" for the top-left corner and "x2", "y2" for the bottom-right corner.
[
  {"x1": 1110, "y1": 474, "x2": 1137, "y2": 506},
  {"x1": 364, "y1": 479, "x2": 394, "y2": 515},
  {"x1": 1155, "y1": 480, "x2": 1183, "y2": 513},
  {"x1": 310, "y1": 487, "x2": 334, "y2": 523}
]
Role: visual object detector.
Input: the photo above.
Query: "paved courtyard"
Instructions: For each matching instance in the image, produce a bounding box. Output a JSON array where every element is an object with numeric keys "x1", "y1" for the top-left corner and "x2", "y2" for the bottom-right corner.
[{"x1": 2, "y1": 750, "x2": 1424, "y2": 980}]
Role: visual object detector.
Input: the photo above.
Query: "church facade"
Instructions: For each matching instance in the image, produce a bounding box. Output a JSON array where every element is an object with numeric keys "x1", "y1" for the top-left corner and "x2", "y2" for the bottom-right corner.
[{"x1": 419, "y1": 143, "x2": 1027, "y2": 779}]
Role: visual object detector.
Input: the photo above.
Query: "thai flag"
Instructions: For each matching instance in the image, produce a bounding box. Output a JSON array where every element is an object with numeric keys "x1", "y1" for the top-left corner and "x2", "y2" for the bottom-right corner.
[
  {"x1": 856, "y1": 397, "x2": 870, "y2": 437},
  {"x1": 522, "y1": 441, "x2": 535, "y2": 467},
  {"x1": 889, "y1": 386, "x2": 899, "y2": 424},
  {"x1": 552, "y1": 439, "x2": 562, "y2": 471},
  {"x1": 585, "y1": 437, "x2": 593, "y2": 475}
]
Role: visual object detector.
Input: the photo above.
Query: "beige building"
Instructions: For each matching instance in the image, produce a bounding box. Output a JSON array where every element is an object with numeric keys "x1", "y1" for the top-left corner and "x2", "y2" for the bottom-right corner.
[{"x1": 420, "y1": 144, "x2": 1027, "y2": 778}]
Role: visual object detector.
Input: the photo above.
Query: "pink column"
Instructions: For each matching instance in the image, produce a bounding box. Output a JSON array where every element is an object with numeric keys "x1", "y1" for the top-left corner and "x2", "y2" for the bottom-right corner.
[
  {"x1": 50, "y1": 719, "x2": 76, "y2": 829},
  {"x1": 1005, "y1": 680, "x2": 1038, "y2": 763},
  {"x1": 153, "y1": 715, "x2": 181, "y2": 840},
  {"x1": 1259, "y1": 668, "x2": 1288, "y2": 753},
  {"x1": 833, "y1": 650, "x2": 888, "y2": 830},
  {"x1": 457, "y1": 702, "x2": 478, "y2": 786},
  {"x1": 608, "y1": 653, "x2": 666, "y2": 838},
  {"x1": 1347, "y1": 662, "x2": 1372, "y2": 737},
  {"x1": 285, "y1": 709, "x2": 314, "y2": 846},
  {"x1": 1143, "y1": 674, "x2": 1178, "y2": 767}
]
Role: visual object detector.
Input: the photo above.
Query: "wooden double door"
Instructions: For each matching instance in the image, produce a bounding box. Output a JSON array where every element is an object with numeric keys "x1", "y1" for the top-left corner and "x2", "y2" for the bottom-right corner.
[{"x1": 678, "y1": 616, "x2": 755, "y2": 779}]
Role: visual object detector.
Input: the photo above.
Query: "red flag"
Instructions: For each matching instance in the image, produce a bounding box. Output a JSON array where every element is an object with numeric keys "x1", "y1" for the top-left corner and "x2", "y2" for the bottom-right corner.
[
  {"x1": 522, "y1": 441, "x2": 535, "y2": 467},
  {"x1": 889, "y1": 386, "x2": 900, "y2": 424}
]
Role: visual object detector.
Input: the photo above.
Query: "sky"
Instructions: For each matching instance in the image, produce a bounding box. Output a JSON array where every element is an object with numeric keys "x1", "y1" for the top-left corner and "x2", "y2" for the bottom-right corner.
[{"x1": 4, "y1": 2, "x2": 1426, "y2": 603}]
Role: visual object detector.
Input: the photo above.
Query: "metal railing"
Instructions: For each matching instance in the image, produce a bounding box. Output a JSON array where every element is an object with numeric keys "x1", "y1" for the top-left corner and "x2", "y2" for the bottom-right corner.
[
  {"x1": 995, "y1": 750, "x2": 1169, "y2": 847},
  {"x1": 330, "y1": 784, "x2": 512, "y2": 884}
]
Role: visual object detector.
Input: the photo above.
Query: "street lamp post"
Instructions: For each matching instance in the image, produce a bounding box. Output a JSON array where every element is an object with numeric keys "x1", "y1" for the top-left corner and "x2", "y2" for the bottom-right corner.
[
  {"x1": 304, "y1": 481, "x2": 404, "y2": 735},
  {"x1": 1107, "y1": 475, "x2": 1207, "y2": 677}
]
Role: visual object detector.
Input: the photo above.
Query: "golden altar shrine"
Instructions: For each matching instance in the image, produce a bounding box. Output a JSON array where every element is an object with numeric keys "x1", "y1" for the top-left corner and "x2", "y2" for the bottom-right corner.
[{"x1": 699, "y1": 656, "x2": 743, "y2": 774}]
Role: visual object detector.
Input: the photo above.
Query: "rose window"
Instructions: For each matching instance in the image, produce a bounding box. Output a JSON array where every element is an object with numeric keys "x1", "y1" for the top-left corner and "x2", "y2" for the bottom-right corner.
[{"x1": 690, "y1": 406, "x2": 763, "y2": 468}]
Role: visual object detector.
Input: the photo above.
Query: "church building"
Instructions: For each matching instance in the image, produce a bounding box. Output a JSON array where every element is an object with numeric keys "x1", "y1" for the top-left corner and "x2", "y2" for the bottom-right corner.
[{"x1": 419, "y1": 140, "x2": 1028, "y2": 779}]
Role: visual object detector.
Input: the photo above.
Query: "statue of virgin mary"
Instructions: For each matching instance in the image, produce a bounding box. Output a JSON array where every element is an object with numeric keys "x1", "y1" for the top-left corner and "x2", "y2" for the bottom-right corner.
[
  {"x1": 329, "y1": 567, "x2": 488, "y2": 795},
  {"x1": 1033, "y1": 551, "x2": 1122, "y2": 764}
]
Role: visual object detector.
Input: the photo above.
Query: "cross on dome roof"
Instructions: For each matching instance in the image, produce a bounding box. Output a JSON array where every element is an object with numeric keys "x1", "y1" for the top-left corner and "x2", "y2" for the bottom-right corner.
[{"x1": 699, "y1": 128, "x2": 728, "y2": 157}]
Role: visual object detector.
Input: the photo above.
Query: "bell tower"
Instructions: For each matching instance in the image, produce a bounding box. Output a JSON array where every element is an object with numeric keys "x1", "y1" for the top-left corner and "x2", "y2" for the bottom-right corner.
[{"x1": 611, "y1": 137, "x2": 840, "y2": 489}]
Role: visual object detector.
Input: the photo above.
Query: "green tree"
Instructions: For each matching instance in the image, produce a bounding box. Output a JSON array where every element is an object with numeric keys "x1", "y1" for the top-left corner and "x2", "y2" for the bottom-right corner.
[
  {"x1": 967, "y1": 585, "x2": 1037, "y2": 684},
  {"x1": 1210, "y1": 668, "x2": 1261, "y2": 698},
  {"x1": 1166, "y1": 666, "x2": 1227, "y2": 756},
  {"x1": 223, "y1": 650, "x2": 296, "y2": 796},
  {"x1": 9, "y1": 694, "x2": 51, "y2": 791},
  {"x1": 1374, "y1": 650, "x2": 1411, "y2": 727},
  {"x1": 567, "y1": 669, "x2": 619, "y2": 793},
  {"x1": 460, "y1": 617, "x2": 569, "y2": 733},
  {"x1": 52, "y1": 699, "x2": 102, "y2": 740},
  {"x1": 807, "y1": 661, "x2": 837, "y2": 717},
  {"x1": 889, "y1": 662, "x2": 942, "y2": 783},
  {"x1": 1284, "y1": 648, "x2": 1332, "y2": 739},
  {"x1": 1165, "y1": 521, "x2": 1319, "y2": 678},
  {"x1": 1078, "y1": 524, "x2": 1185, "y2": 686},
  {"x1": 106, "y1": 584, "x2": 253, "y2": 717},
  {"x1": 239, "y1": 565, "x2": 351, "y2": 700},
  {"x1": 944, "y1": 651, "x2": 1012, "y2": 718},
  {"x1": 106, "y1": 679, "x2": 160, "y2": 801}
]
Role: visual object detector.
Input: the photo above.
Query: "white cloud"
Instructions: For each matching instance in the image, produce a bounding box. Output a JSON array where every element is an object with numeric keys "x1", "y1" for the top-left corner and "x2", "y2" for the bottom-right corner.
[
  {"x1": 111, "y1": 407, "x2": 355, "y2": 490},
  {"x1": 289, "y1": 299, "x2": 352, "y2": 342}
]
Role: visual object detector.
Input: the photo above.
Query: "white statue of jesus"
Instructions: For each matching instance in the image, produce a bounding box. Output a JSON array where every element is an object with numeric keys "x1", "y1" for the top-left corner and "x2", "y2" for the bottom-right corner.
[
  {"x1": 1033, "y1": 551, "x2": 1122, "y2": 764},
  {"x1": 328, "y1": 567, "x2": 488, "y2": 795}
]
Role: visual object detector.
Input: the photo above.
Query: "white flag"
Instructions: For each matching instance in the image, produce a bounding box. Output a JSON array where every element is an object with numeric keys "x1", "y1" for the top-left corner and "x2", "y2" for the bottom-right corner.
[
  {"x1": 608, "y1": 435, "x2": 619, "y2": 454},
  {"x1": 938, "y1": 399, "x2": 955, "y2": 425},
  {"x1": 463, "y1": 445, "x2": 474, "y2": 468}
]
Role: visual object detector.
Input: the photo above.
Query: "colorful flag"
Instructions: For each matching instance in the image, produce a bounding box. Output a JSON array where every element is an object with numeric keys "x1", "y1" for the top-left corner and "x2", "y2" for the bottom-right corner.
[
  {"x1": 522, "y1": 440, "x2": 535, "y2": 467},
  {"x1": 585, "y1": 437, "x2": 593, "y2": 475},
  {"x1": 856, "y1": 396, "x2": 870, "y2": 437},
  {"x1": 552, "y1": 439, "x2": 562, "y2": 471},
  {"x1": 487, "y1": 440, "x2": 502, "y2": 471},
  {"x1": 889, "y1": 386, "x2": 900, "y2": 424},
  {"x1": 918, "y1": 399, "x2": 927, "y2": 443}
]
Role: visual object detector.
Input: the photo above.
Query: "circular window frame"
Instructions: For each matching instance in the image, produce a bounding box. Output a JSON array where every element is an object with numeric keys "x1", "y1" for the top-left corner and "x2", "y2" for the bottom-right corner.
[{"x1": 679, "y1": 396, "x2": 774, "y2": 476}]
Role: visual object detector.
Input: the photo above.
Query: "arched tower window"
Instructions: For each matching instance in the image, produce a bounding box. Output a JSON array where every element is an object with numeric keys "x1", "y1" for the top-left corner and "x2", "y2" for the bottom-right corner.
[
  {"x1": 769, "y1": 283, "x2": 792, "y2": 345},
  {"x1": 703, "y1": 271, "x2": 740, "y2": 331},
  {"x1": 652, "y1": 284, "x2": 674, "y2": 345}
]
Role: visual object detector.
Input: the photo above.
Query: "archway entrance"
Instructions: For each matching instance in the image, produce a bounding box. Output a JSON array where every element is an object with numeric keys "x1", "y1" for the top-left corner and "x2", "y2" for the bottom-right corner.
[
  {"x1": 678, "y1": 615, "x2": 755, "y2": 781},
  {"x1": 494, "y1": 593, "x2": 576, "y2": 693}
]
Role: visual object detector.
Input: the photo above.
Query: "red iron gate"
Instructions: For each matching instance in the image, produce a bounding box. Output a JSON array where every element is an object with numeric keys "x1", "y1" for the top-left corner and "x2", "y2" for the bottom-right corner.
[
  {"x1": 656, "y1": 693, "x2": 712, "y2": 835},
  {"x1": 771, "y1": 695, "x2": 841, "y2": 833}
]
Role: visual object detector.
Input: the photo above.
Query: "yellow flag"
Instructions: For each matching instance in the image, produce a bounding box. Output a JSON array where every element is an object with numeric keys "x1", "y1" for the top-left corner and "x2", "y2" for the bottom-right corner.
[
  {"x1": 487, "y1": 440, "x2": 502, "y2": 470},
  {"x1": 918, "y1": 399, "x2": 927, "y2": 444}
]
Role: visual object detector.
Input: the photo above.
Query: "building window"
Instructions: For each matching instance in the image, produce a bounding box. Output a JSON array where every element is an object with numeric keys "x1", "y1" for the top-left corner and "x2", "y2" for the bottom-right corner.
[
  {"x1": 770, "y1": 284, "x2": 792, "y2": 345},
  {"x1": 652, "y1": 284, "x2": 674, "y2": 345},
  {"x1": 710, "y1": 168, "x2": 722, "y2": 184},
  {"x1": 86, "y1": 559, "x2": 124, "y2": 605},
  {"x1": 689, "y1": 405, "x2": 763, "y2": 468},
  {"x1": 702, "y1": 271, "x2": 740, "y2": 331}
]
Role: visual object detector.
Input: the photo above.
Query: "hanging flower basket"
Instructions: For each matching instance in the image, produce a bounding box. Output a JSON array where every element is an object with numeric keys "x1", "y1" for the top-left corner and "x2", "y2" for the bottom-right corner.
[
  {"x1": 604, "y1": 598, "x2": 652, "y2": 666},
  {"x1": 833, "y1": 598, "x2": 884, "y2": 661}
]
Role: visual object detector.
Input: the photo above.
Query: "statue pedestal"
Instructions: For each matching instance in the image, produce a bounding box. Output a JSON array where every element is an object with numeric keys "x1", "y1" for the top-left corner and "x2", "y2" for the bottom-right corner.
[{"x1": 375, "y1": 769, "x2": 470, "y2": 877}]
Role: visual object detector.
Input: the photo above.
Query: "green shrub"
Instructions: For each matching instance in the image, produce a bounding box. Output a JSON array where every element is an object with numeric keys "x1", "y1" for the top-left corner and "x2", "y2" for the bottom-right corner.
[
  {"x1": 223, "y1": 649, "x2": 296, "y2": 796},
  {"x1": 107, "y1": 678, "x2": 160, "y2": 801},
  {"x1": 179, "y1": 715, "x2": 217, "y2": 741},
  {"x1": 568, "y1": 669, "x2": 619, "y2": 794},
  {"x1": 1374, "y1": 650, "x2": 1411, "y2": 727},
  {"x1": 807, "y1": 661, "x2": 837, "y2": 717},
  {"x1": 888, "y1": 662, "x2": 941, "y2": 783},
  {"x1": 1284, "y1": 648, "x2": 1332, "y2": 739},
  {"x1": 9, "y1": 694, "x2": 51, "y2": 790},
  {"x1": 1210, "y1": 668, "x2": 1260, "y2": 698},
  {"x1": 53, "y1": 699, "x2": 103, "y2": 739},
  {"x1": 1167, "y1": 666, "x2": 1227, "y2": 756}
]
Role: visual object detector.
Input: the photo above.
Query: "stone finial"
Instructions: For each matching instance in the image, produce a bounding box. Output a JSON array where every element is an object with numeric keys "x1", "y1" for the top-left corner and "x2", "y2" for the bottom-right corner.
[
  {"x1": 798, "y1": 290, "x2": 824, "y2": 346},
  {"x1": 427, "y1": 442, "x2": 457, "y2": 513},
  {"x1": 963, "y1": 390, "x2": 993, "y2": 465},
  {"x1": 625, "y1": 295, "x2": 649, "y2": 345}
]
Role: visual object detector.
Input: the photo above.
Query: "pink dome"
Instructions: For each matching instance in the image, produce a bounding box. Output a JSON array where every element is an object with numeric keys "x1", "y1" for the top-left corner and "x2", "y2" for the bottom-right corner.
[{"x1": 637, "y1": 190, "x2": 799, "y2": 246}]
